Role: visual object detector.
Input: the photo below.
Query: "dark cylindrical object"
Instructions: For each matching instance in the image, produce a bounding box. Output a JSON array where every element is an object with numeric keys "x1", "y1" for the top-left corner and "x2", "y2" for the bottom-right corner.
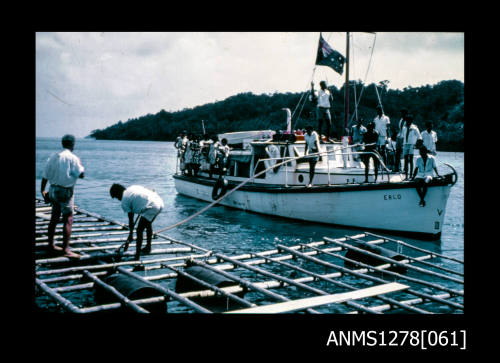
[
  {"x1": 175, "y1": 265, "x2": 246, "y2": 312},
  {"x1": 175, "y1": 266, "x2": 237, "y2": 293},
  {"x1": 344, "y1": 241, "x2": 407, "y2": 273},
  {"x1": 94, "y1": 273, "x2": 167, "y2": 313}
]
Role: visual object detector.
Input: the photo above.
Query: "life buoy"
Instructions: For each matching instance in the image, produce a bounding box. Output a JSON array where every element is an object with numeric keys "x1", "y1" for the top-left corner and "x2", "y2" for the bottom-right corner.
[
  {"x1": 264, "y1": 144, "x2": 282, "y2": 173},
  {"x1": 212, "y1": 177, "x2": 229, "y2": 200}
]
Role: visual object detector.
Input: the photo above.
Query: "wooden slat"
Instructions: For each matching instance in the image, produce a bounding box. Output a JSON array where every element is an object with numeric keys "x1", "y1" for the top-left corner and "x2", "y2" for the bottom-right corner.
[
  {"x1": 226, "y1": 282, "x2": 409, "y2": 314},
  {"x1": 36, "y1": 213, "x2": 52, "y2": 221}
]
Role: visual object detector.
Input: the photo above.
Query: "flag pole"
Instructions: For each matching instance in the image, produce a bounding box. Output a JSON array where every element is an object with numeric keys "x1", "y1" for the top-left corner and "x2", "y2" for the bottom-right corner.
[{"x1": 344, "y1": 32, "x2": 350, "y2": 137}]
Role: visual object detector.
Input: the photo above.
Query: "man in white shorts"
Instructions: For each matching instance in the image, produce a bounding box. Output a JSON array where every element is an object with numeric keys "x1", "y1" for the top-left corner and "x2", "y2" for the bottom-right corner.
[
  {"x1": 411, "y1": 146, "x2": 440, "y2": 207},
  {"x1": 110, "y1": 184, "x2": 164, "y2": 259}
]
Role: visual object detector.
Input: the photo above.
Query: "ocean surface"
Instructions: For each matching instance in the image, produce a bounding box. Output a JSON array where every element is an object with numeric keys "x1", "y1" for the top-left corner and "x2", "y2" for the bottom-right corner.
[{"x1": 35, "y1": 137, "x2": 464, "y2": 313}]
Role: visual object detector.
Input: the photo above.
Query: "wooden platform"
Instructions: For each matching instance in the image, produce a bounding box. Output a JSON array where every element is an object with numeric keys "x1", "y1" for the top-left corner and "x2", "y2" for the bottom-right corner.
[{"x1": 227, "y1": 283, "x2": 409, "y2": 314}]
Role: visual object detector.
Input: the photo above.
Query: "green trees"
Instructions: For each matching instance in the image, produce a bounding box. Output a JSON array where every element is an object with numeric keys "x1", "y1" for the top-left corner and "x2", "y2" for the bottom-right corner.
[{"x1": 90, "y1": 80, "x2": 464, "y2": 151}]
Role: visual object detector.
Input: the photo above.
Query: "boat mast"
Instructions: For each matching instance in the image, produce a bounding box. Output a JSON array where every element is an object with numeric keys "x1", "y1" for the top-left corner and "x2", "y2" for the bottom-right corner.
[{"x1": 344, "y1": 32, "x2": 350, "y2": 137}]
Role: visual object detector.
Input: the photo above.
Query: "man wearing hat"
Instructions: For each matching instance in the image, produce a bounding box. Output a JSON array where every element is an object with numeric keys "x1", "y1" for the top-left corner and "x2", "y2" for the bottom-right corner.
[{"x1": 40, "y1": 135, "x2": 85, "y2": 258}]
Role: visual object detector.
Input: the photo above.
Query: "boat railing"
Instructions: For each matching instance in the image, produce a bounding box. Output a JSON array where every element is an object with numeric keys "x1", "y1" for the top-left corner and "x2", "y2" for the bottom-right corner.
[{"x1": 253, "y1": 143, "x2": 392, "y2": 186}]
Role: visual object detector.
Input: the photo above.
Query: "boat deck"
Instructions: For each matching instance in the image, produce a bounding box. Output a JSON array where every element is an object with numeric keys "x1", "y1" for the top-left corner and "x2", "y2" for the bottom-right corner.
[{"x1": 35, "y1": 199, "x2": 463, "y2": 314}]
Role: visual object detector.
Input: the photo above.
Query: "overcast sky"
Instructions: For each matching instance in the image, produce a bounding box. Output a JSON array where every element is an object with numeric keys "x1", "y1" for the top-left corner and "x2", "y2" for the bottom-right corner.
[{"x1": 36, "y1": 32, "x2": 464, "y2": 138}]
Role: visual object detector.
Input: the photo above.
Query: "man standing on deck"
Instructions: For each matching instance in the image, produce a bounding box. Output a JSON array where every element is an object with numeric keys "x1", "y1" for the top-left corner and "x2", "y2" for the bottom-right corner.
[
  {"x1": 110, "y1": 184, "x2": 164, "y2": 260},
  {"x1": 351, "y1": 118, "x2": 367, "y2": 161},
  {"x1": 40, "y1": 134, "x2": 85, "y2": 259},
  {"x1": 304, "y1": 125, "x2": 322, "y2": 187},
  {"x1": 362, "y1": 122, "x2": 380, "y2": 183},
  {"x1": 402, "y1": 115, "x2": 422, "y2": 180},
  {"x1": 311, "y1": 81, "x2": 336, "y2": 141},
  {"x1": 421, "y1": 121, "x2": 438, "y2": 156},
  {"x1": 373, "y1": 105, "x2": 391, "y2": 165},
  {"x1": 394, "y1": 108, "x2": 408, "y2": 172}
]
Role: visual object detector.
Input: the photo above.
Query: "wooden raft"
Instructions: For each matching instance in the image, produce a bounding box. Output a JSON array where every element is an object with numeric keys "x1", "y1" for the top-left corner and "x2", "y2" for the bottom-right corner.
[{"x1": 35, "y1": 198, "x2": 464, "y2": 314}]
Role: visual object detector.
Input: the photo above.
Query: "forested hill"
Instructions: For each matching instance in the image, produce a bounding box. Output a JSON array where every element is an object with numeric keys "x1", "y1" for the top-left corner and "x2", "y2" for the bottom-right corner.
[{"x1": 89, "y1": 80, "x2": 464, "y2": 151}]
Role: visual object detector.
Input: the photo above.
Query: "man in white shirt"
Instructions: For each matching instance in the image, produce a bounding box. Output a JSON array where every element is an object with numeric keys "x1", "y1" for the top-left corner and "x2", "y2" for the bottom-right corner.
[
  {"x1": 110, "y1": 184, "x2": 164, "y2": 259},
  {"x1": 40, "y1": 135, "x2": 85, "y2": 258},
  {"x1": 394, "y1": 109, "x2": 408, "y2": 172},
  {"x1": 311, "y1": 81, "x2": 336, "y2": 141},
  {"x1": 304, "y1": 125, "x2": 321, "y2": 187},
  {"x1": 401, "y1": 115, "x2": 422, "y2": 180},
  {"x1": 411, "y1": 146, "x2": 440, "y2": 207},
  {"x1": 373, "y1": 106, "x2": 391, "y2": 165},
  {"x1": 421, "y1": 121, "x2": 438, "y2": 155}
]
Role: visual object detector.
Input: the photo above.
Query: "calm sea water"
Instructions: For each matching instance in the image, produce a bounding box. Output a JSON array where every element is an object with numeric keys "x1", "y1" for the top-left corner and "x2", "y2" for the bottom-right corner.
[{"x1": 35, "y1": 137, "x2": 464, "y2": 312}]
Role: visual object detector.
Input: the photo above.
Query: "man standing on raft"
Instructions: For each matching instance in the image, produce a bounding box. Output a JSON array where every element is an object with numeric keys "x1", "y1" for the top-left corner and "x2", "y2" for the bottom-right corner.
[{"x1": 40, "y1": 134, "x2": 85, "y2": 259}]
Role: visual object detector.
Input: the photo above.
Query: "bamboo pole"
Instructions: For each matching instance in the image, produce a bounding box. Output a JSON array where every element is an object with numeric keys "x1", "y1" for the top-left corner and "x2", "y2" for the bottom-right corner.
[
  {"x1": 364, "y1": 232, "x2": 464, "y2": 264},
  {"x1": 347, "y1": 293, "x2": 454, "y2": 314},
  {"x1": 82, "y1": 270, "x2": 150, "y2": 313},
  {"x1": 116, "y1": 267, "x2": 213, "y2": 314},
  {"x1": 188, "y1": 259, "x2": 320, "y2": 314},
  {"x1": 278, "y1": 244, "x2": 463, "y2": 310},
  {"x1": 347, "y1": 235, "x2": 463, "y2": 277},
  {"x1": 162, "y1": 264, "x2": 256, "y2": 309},
  {"x1": 79, "y1": 296, "x2": 167, "y2": 313},
  {"x1": 35, "y1": 247, "x2": 193, "y2": 265},
  {"x1": 35, "y1": 278, "x2": 83, "y2": 313},
  {"x1": 36, "y1": 225, "x2": 122, "y2": 234},
  {"x1": 36, "y1": 237, "x2": 138, "y2": 247},
  {"x1": 325, "y1": 237, "x2": 464, "y2": 285},
  {"x1": 36, "y1": 253, "x2": 211, "y2": 276},
  {"x1": 214, "y1": 252, "x2": 350, "y2": 304},
  {"x1": 35, "y1": 241, "x2": 176, "y2": 254},
  {"x1": 40, "y1": 271, "x2": 108, "y2": 284},
  {"x1": 36, "y1": 230, "x2": 130, "y2": 242},
  {"x1": 252, "y1": 251, "x2": 430, "y2": 314}
]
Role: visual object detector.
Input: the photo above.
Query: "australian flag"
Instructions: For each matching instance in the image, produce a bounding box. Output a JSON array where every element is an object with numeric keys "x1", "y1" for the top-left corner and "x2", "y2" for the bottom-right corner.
[{"x1": 315, "y1": 33, "x2": 345, "y2": 75}]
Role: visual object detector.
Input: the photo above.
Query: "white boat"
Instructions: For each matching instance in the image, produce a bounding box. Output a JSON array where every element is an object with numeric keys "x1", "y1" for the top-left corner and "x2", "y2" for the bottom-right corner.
[
  {"x1": 173, "y1": 33, "x2": 458, "y2": 240},
  {"x1": 174, "y1": 135, "x2": 457, "y2": 239}
]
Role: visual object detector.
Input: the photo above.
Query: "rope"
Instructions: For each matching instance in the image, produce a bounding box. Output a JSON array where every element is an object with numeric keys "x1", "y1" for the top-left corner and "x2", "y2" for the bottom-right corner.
[
  {"x1": 349, "y1": 33, "x2": 378, "y2": 124},
  {"x1": 154, "y1": 143, "x2": 356, "y2": 235}
]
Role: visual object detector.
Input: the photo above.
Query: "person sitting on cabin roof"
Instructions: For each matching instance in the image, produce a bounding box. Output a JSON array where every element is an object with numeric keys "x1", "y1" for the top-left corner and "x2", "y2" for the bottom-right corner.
[
  {"x1": 110, "y1": 184, "x2": 164, "y2": 260},
  {"x1": 304, "y1": 125, "x2": 321, "y2": 188},
  {"x1": 411, "y1": 146, "x2": 440, "y2": 207},
  {"x1": 362, "y1": 122, "x2": 380, "y2": 183},
  {"x1": 40, "y1": 134, "x2": 85, "y2": 259}
]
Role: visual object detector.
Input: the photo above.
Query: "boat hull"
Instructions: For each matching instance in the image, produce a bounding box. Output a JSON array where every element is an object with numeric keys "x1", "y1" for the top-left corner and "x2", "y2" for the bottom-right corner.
[{"x1": 173, "y1": 175, "x2": 453, "y2": 240}]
